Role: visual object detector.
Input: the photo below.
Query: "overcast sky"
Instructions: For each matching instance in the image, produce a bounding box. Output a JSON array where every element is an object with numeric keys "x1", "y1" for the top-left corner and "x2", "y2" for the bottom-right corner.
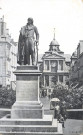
[{"x1": 0, "y1": 0, "x2": 83, "y2": 55}]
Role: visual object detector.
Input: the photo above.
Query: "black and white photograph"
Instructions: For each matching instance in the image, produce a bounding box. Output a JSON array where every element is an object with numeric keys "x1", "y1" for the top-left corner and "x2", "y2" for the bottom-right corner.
[{"x1": 0, "y1": 0, "x2": 83, "y2": 135}]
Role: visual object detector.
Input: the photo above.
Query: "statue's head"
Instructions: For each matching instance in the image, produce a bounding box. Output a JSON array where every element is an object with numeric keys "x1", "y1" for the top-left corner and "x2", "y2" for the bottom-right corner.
[{"x1": 27, "y1": 17, "x2": 33, "y2": 25}]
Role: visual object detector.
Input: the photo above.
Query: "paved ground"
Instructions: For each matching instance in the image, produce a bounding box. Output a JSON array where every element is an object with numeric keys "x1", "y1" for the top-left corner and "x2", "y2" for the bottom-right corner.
[
  {"x1": 40, "y1": 96, "x2": 50, "y2": 109},
  {"x1": 63, "y1": 119, "x2": 83, "y2": 135},
  {"x1": 40, "y1": 97, "x2": 83, "y2": 135}
]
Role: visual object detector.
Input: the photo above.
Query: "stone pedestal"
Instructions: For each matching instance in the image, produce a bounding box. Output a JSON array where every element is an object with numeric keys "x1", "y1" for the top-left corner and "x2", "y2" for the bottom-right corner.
[{"x1": 11, "y1": 66, "x2": 43, "y2": 119}]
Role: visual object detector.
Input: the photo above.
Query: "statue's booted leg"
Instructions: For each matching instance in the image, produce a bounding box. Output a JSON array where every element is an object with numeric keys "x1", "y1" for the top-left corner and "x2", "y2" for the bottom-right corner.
[
  {"x1": 31, "y1": 52, "x2": 35, "y2": 65},
  {"x1": 25, "y1": 39, "x2": 31, "y2": 65},
  {"x1": 27, "y1": 54, "x2": 30, "y2": 65}
]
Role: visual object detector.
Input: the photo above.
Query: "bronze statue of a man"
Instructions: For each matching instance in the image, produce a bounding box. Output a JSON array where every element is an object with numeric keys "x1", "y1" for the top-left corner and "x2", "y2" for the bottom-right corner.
[{"x1": 17, "y1": 18, "x2": 39, "y2": 65}]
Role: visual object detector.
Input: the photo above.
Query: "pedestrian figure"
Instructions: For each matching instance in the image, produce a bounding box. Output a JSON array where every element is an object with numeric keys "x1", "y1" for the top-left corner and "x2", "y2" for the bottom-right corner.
[
  {"x1": 54, "y1": 103, "x2": 60, "y2": 119},
  {"x1": 58, "y1": 114, "x2": 65, "y2": 128}
]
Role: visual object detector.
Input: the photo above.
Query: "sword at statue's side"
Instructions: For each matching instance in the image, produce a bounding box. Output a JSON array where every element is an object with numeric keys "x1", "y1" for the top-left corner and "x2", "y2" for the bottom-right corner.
[
  {"x1": 35, "y1": 41, "x2": 39, "y2": 65},
  {"x1": 37, "y1": 42, "x2": 39, "y2": 64}
]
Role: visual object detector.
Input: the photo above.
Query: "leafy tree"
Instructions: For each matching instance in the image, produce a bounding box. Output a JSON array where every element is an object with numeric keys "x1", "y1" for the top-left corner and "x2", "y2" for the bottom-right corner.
[
  {"x1": 0, "y1": 87, "x2": 16, "y2": 108},
  {"x1": 52, "y1": 83, "x2": 83, "y2": 109}
]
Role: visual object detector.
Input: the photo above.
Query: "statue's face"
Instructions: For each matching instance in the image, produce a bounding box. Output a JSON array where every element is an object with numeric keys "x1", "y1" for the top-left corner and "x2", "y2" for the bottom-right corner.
[{"x1": 28, "y1": 19, "x2": 32, "y2": 25}]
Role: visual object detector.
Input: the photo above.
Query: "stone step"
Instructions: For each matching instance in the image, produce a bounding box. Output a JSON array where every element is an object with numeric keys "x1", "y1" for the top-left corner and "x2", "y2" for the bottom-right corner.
[
  {"x1": 0, "y1": 115, "x2": 53, "y2": 125},
  {"x1": 0, "y1": 121, "x2": 63, "y2": 135},
  {"x1": 0, "y1": 125, "x2": 57, "y2": 132},
  {"x1": 0, "y1": 120, "x2": 52, "y2": 125},
  {"x1": 0, "y1": 132, "x2": 63, "y2": 135},
  {"x1": 0, "y1": 119, "x2": 57, "y2": 133}
]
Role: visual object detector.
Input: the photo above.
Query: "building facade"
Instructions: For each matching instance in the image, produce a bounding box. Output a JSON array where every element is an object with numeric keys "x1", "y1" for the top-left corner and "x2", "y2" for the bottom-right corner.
[
  {"x1": 0, "y1": 17, "x2": 17, "y2": 88},
  {"x1": 69, "y1": 50, "x2": 77, "y2": 83},
  {"x1": 69, "y1": 40, "x2": 83, "y2": 85},
  {"x1": 39, "y1": 37, "x2": 70, "y2": 89}
]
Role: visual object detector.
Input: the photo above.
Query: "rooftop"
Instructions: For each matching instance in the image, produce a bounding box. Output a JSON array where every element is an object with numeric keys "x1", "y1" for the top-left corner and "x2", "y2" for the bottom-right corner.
[{"x1": 50, "y1": 38, "x2": 59, "y2": 46}]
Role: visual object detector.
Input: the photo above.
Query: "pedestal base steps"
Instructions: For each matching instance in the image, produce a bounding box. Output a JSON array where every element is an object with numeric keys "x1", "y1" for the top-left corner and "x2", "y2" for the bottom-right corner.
[{"x1": 0, "y1": 115, "x2": 63, "y2": 135}]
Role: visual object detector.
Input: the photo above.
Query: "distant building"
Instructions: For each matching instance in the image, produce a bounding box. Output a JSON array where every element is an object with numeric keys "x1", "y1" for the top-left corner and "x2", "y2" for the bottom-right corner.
[
  {"x1": 39, "y1": 35, "x2": 71, "y2": 88},
  {"x1": 69, "y1": 50, "x2": 77, "y2": 83},
  {"x1": 0, "y1": 17, "x2": 17, "y2": 88},
  {"x1": 69, "y1": 40, "x2": 83, "y2": 85},
  {"x1": 78, "y1": 41, "x2": 83, "y2": 82}
]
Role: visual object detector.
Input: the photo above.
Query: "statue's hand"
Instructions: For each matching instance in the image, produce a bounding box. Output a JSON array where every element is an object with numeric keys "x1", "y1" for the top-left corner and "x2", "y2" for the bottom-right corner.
[{"x1": 35, "y1": 40, "x2": 39, "y2": 45}]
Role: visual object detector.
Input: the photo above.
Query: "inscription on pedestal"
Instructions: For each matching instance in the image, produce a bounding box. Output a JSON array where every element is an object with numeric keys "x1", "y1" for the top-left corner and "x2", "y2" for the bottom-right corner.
[{"x1": 16, "y1": 81, "x2": 38, "y2": 101}]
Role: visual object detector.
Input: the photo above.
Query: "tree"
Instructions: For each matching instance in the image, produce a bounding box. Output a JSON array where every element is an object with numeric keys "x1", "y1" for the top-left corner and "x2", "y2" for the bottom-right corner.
[
  {"x1": 0, "y1": 87, "x2": 16, "y2": 108},
  {"x1": 52, "y1": 83, "x2": 83, "y2": 109}
]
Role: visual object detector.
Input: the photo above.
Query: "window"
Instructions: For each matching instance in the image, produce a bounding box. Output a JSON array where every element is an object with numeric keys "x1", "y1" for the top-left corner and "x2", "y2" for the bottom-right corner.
[
  {"x1": 0, "y1": 59, "x2": 2, "y2": 75},
  {"x1": 45, "y1": 60, "x2": 49, "y2": 70},
  {"x1": 51, "y1": 75, "x2": 57, "y2": 85},
  {"x1": 50, "y1": 60, "x2": 57, "y2": 72},
  {"x1": 45, "y1": 75, "x2": 49, "y2": 86},
  {"x1": 59, "y1": 60, "x2": 63, "y2": 70},
  {"x1": 0, "y1": 85, "x2": 2, "y2": 88},
  {"x1": 1, "y1": 22, "x2": 4, "y2": 35},
  {"x1": 65, "y1": 75, "x2": 69, "y2": 80},
  {"x1": 59, "y1": 75, "x2": 63, "y2": 82}
]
